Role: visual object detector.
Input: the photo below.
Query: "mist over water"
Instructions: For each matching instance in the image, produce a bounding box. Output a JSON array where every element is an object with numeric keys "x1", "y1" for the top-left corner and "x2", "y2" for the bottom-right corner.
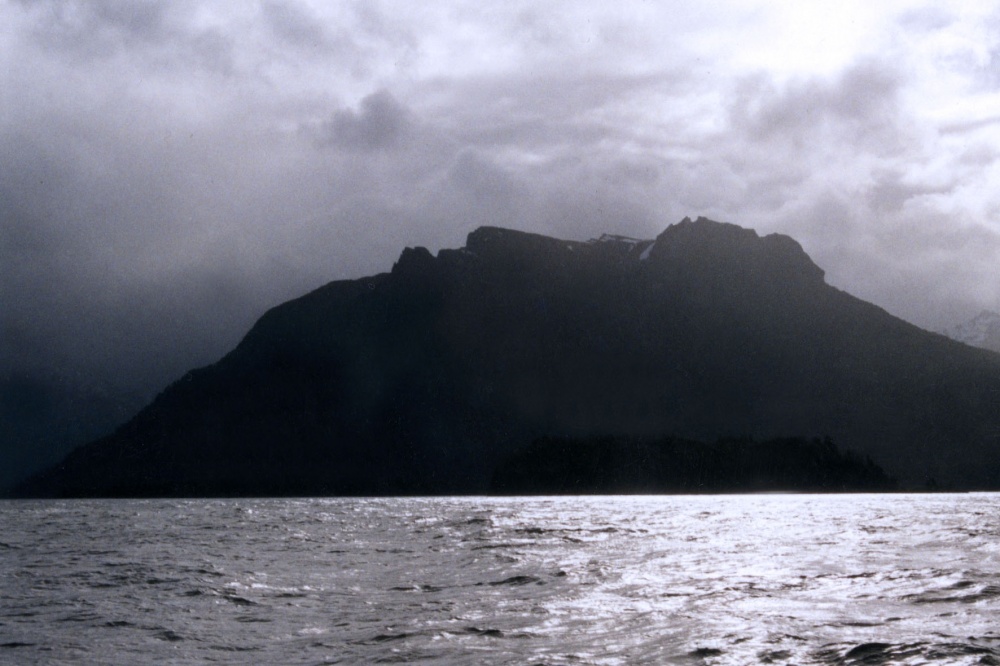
[{"x1": 3, "y1": 494, "x2": 1000, "y2": 665}]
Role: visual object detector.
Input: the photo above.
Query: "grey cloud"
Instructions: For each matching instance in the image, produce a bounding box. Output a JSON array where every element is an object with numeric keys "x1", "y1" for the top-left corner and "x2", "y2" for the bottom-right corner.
[
  {"x1": 188, "y1": 29, "x2": 236, "y2": 76},
  {"x1": 897, "y1": 6, "x2": 954, "y2": 31},
  {"x1": 833, "y1": 64, "x2": 904, "y2": 119},
  {"x1": 14, "y1": 0, "x2": 174, "y2": 55},
  {"x1": 940, "y1": 115, "x2": 1000, "y2": 134},
  {"x1": 82, "y1": 1, "x2": 170, "y2": 39},
  {"x1": 11, "y1": 0, "x2": 237, "y2": 76},
  {"x1": 448, "y1": 150, "x2": 518, "y2": 205},
  {"x1": 409, "y1": 68, "x2": 784, "y2": 238},
  {"x1": 510, "y1": 9, "x2": 561, "y2": 46},
  {"x1": 772, "y1": 183, "x2": 1000, "y2": 332},
  {"x1": 864, "y1": 170, "x2": 954, "y2": 215},
  {"x1": 430, "y1": 70, "x2": 689, "y2": 146},
  {"x1": 977, "y1": 11, "x2": 1000, "y2": 88},
  {"x1": 259, "y1": 2, "x2": 416, "y2": 80},
  {"x1": 10, "y1": 0, "x2": 238, "y2": 81},
  {"x1": 987, "y1": 48, "x2": 1000, "y2": 88},
  {"x1": 0, "y1": 99, "x2": 316, "y2": 398},
  {"x1": 442, "y1": 151, "x2": 664, "y2": 242},
  {"x1": 956, "y1": 144, "x2": 999, "y2": 167},
  {"x1": 319, "y1": 90, "x2": 413, "y2": 151},
  {"x1": 730, "y1": 61, "x2": 905, "y2": 153},
  {"x1": 870, "y1": 217, "x2": 1000, "y2": 327},
  {"x1": 261, "y1": 0, "x2": 328, "y2": 49}
]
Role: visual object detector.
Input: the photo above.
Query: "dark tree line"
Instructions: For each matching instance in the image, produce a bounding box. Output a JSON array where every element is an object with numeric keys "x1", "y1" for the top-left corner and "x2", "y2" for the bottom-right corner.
[{"x1": 490, "y1": 435, "x2": 896, "y2": 494}]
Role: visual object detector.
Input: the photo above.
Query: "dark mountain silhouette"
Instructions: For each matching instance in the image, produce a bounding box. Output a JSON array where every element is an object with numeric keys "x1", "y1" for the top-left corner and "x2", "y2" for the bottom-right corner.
[
  {"x1": 13, "y1": 217, "x2": 1000, "y2": 497},
  {"x1": 490, "y1": 435, "x2": 896, "y2": 494}
]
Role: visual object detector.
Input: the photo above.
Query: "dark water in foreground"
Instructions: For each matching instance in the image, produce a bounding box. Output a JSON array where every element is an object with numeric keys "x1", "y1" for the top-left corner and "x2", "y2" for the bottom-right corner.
[{"x1": 2, "y1": 495, "x2": 1000, "y2": 665}]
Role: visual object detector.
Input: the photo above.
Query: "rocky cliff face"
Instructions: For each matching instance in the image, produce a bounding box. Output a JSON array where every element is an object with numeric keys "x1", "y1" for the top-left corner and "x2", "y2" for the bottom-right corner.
[{"x1": 15, "y1": 217, "x2": 1000, "y2": 496}]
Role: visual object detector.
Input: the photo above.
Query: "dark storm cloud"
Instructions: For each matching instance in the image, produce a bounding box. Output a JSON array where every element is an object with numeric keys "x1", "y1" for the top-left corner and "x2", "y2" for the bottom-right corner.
[{"x1": 1, "y1": 79, "x2": 290, "y2": 403}]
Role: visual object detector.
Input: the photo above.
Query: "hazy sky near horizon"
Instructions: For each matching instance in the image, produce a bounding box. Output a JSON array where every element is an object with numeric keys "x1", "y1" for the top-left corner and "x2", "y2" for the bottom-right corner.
[{"x1": 3, "y1": 0, "x2": 1000, "y2": 397}]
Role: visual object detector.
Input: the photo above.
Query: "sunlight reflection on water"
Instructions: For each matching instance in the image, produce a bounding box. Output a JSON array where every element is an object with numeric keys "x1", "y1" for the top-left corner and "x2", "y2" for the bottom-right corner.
[{"x1": 3, "y1": 494, "x2": 1000, "y2": 664}]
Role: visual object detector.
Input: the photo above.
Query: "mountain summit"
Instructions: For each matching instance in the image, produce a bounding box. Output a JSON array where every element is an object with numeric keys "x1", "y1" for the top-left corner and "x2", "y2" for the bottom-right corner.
[{"x1": 15, "y1": 217, "x2": 1000, "y2": 496}]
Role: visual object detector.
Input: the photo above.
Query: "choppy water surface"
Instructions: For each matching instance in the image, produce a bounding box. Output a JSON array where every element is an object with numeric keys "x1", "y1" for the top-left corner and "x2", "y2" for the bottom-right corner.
[{"x1": 3, "y1": 495, "x2": 1000, "y2": 665}]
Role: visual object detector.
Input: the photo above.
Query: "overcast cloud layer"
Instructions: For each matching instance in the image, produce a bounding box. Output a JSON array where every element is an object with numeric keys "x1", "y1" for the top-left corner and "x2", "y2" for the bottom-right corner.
[{"x1": 3, "y1": 1, "x2": 1000, "y2": 472}]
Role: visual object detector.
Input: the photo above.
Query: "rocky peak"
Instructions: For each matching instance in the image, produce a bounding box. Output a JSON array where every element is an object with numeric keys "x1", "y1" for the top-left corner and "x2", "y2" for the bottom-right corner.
[
  {"x1": 391, "y1": 245, "x2": 435, "y2": 277},
  {"x1": 648, "y1": 216, "x2": 825, "y2": 284},
  {"x1": 400, "y1": 218, "x2": 826, "y2": 287},
  {"x1": 464, "y1": 226, "x2": 578, "y2": 259}
]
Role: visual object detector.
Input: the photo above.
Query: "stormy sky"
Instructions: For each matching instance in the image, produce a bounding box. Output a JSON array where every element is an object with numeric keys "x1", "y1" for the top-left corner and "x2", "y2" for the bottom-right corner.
[{"x1": 3, "y1": 1, "x2": 1000, "y2": 479}]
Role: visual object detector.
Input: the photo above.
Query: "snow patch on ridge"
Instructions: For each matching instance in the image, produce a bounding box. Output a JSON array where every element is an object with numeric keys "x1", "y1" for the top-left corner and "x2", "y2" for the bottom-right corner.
[
  {"x1": 639, "y1": 242, "x2": 656, "y2": 261},
  {"x1": 589, "y1": 234, "x2": 643, "y2": 246}
]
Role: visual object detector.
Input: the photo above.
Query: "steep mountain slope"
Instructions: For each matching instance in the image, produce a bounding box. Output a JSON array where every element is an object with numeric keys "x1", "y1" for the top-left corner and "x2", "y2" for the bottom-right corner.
[{"x1": 15, "y1": 217, "x2": 1000, "y2": 496}]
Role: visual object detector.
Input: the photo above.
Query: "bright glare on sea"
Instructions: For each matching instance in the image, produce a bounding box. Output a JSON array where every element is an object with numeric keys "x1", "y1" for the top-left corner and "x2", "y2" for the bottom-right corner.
[{"x1": 2, "y1": 494, "x2": 1000, "y2": 665}]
